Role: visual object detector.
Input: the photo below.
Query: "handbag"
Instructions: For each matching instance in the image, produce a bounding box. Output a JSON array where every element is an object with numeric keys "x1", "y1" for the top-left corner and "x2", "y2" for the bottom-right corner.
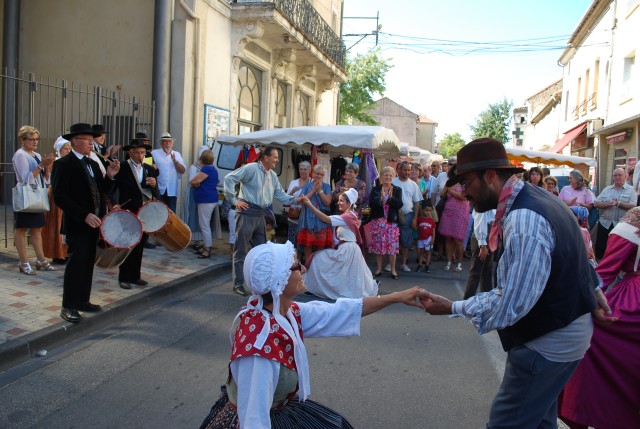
[
  {"x1": 397, "y1": 209, "x2": 406, "y2": 226},
  {"x1": 287, "y1": 206, "x2": 301, "y2": 220},
  {"x1": 13, "y1": 183, "x2": 50, "y2": 213},
  {"x1": 435, "y1": 192, "x2": 447, "y2": 219}
]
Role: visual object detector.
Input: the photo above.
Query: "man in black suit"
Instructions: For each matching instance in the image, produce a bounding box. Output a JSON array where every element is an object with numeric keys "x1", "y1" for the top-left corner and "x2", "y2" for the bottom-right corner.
[
  {"x1": 111, "y1": 137, "x2": 159, "y2": 289},
  {"x1": 52, "y1": 123, "x2": 120, "y2": 323}
]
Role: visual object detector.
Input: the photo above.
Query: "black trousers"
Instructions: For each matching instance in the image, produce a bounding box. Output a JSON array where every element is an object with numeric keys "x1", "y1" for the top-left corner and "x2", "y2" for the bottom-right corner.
[
  {"x1": 63, "y1": 229, "x2": 99, "y2": 309},
  {"x1": 595, "y1": 222, "x2": 614, "y2": 260},
  {"x1": 463, "y1": 235, "x2": 494, "y2": 299},
  {"x1": 119, "y1": 233, "x2": 148, "y2": 282}
]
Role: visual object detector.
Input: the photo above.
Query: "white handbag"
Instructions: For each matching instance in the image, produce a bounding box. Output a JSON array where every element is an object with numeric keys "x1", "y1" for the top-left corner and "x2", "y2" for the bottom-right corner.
[{"x1": 12, "y1": 183, "x2": 50, "y2": 213}]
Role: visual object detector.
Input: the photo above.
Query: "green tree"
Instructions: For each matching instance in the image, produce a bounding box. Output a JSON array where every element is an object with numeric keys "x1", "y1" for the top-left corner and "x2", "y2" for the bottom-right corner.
[
  {"x1": 339, "y1": 47, "x2": 393, "y2": 124},
  {"x1": 438, "y1": 132, "x2": 466, "y2": 158},
  {"x1": 469, "y1": 98, "x2": 513, "y2": 143}
]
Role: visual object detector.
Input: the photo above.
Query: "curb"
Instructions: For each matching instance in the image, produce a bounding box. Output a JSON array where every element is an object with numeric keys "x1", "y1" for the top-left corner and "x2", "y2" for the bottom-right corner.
[{"x1": 0, "y1": 262, "x2": 231, "y2": 373}]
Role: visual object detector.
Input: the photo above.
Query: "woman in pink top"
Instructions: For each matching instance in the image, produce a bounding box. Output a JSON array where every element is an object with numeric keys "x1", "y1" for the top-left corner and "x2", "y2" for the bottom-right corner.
[{"x1": 558, "y1": 170, "x2": 594, "y2": 211}]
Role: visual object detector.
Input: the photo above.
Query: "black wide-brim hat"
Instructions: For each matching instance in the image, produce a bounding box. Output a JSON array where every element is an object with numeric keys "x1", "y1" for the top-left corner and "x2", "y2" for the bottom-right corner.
[
  {"x1": 92, "y1": 124, "x2": 109, "y2": 134},
  {"x1": 62, "y1": 123, "x2": 101, "y2": 140},
  {"x1": 123, "y1": 138, "x2": 152, "y2": 151},
  {"x1": 446, "y1": 138, "x2": 525, "y2": 187}
]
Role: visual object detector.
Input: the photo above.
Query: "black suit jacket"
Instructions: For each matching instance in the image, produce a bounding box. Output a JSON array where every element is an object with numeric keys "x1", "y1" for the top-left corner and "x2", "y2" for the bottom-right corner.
[
  {"x1": 111, "y1": 161, "x2": 159, "y2": 213},
  {"x1": 51, "y1": 153, "x2": 115, "y2": 236}
]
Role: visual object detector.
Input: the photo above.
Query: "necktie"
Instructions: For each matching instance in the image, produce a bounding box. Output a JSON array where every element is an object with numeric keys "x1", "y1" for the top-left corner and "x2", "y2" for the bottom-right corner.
[{"x1": 82, "y1": 157, "x2": 101, "y2": 213}]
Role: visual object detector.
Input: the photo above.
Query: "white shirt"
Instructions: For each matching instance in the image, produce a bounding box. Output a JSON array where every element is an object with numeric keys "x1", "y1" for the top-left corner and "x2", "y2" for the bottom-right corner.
[
  {"x1": 433, "y1": 172, "x2": 449, "y2": 204},
  {"x1": 392, "y1": 177, "x2": 423, "y2": 214},
  {"x1": 151, "y1": 148, "x2": 185, "y2": 196}
]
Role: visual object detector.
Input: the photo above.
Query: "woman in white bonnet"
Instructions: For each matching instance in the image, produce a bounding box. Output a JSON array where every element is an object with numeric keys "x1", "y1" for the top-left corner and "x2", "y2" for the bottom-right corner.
[
  {"x1": 300, "y1": 188, "x2": 378, "y2": 299},
  {"x1": 42, "y1": 136, "x2": 72, "y2": 264},
  {"x1": 199, "y1": 241, "x2": 426, "y2": 429}
]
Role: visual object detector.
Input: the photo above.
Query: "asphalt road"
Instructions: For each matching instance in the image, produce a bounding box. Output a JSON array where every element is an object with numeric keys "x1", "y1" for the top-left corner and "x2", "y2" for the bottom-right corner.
[{"x1": 0, "y1": 269, "x2": 506, "y2": 429}]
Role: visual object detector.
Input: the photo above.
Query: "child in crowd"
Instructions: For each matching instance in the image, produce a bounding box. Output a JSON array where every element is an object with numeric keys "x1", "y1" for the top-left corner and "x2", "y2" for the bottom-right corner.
[
  {"x1": 415, "y1": 201, "x2": 436, "y2": 273},
  {"x1": 266, "y1": 219, "x2": 276, "y2": 242},
  {"x1": 571, "y1": 206, "x2": 596, "y2": 264}
]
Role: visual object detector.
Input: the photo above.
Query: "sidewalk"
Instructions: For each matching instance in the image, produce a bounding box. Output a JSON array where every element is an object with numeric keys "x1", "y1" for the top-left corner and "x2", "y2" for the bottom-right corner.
[{"x1": 0, "y1": 235, "x2": 233, "y2": 371}]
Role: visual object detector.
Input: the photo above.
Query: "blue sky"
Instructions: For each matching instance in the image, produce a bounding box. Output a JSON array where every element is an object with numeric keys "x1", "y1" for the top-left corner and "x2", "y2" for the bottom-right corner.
[{"x1": 341, "y1": 0, "x2": 593, "y2": 142}]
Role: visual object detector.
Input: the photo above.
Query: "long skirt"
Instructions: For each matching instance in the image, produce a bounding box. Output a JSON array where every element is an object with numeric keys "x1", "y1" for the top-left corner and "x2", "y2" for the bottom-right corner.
[
  {"x1": 304, "y1": 242, "x2": 378, "y2": 300},
  {"x1": 199, "y1": 386, "x2": 354, "y2": 429},
  {"x1": 559, "y1": 275, "x2": 640, "y2": 429},
  {"x1": 42, "y1": 188, "x2": 67, "y2": 259}
]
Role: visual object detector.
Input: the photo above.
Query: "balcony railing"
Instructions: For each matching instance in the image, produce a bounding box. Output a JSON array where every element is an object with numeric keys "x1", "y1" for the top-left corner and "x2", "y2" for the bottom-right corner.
[{"x1": 233, "y1": 0, "x2": 346, "y2": 68}]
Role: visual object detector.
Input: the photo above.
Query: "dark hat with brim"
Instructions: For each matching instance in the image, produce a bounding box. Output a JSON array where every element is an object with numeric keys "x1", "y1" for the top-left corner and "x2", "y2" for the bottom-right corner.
[
  {"x1": 445, "y1": 138, "x2": 524, "y2": 187},
  {"x1": 62, "y1": 123, "x2": 101, "y2": 140},
  {"x1": 123, "y1": 138, "x2": 152, "y2": 151},
  {"x1": 92, "y1": 124, "x2": 109, "y2": 135}
]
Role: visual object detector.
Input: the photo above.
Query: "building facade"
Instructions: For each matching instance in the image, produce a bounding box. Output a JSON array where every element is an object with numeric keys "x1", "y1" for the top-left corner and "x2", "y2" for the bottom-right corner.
[
  {"x1": 1, "y1": 0, "x2": 347, "y2": 211},
  {"x1": 558, "y1": 0, "x2": 640, "y2": 191}
]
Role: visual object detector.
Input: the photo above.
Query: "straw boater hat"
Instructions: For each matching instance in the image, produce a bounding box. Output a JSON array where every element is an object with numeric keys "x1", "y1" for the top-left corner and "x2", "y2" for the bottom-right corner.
[
  {"x1": 446, "y1": 138, "x2": 524, "y2": 187},
  {"x1": 62, "y1": 123, "x2": 101, "y2": 140}
]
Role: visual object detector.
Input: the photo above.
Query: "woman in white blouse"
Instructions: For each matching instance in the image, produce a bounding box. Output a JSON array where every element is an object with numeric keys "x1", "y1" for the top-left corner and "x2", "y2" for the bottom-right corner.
[
  {"x1": 199, "y1": 241, "x2": 426, "y2": 429},
  {"x1": 12, "y1": 125, "x2": 56, "y2": 275}
]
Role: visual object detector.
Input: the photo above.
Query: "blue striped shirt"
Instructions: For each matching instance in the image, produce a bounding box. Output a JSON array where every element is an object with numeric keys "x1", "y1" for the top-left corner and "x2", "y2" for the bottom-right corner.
[{"x1": 452, "y1": 180, "x2": 555, "y2": 334}]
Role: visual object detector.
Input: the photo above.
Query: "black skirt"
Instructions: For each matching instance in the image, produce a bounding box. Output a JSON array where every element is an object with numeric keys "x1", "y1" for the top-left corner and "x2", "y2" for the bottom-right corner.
[
  {"x1": 200, "y1": 386, "x2": 354, "y2": 429},
  {"x1": 14, "y1": 211, "x2": 46, "y2": 229}
]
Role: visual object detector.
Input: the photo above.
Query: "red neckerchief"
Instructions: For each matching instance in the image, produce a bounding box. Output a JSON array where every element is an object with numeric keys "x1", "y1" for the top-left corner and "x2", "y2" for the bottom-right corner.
[
  {"x1": 230, "y1": 300, "x2": 303, "y2": 372},
  {"x1": 488, "y1": 175, "x2": 519, "y2": 252}
]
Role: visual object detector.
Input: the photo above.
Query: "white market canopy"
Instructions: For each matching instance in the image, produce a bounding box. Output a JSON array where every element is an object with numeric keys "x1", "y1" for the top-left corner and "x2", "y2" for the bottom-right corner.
[
  {"x1": 216, "y1": 125, "x2": 400, "y2": 157},
  {"x1": 506, "y1": 147, "x2": 596, "y2": 169}
]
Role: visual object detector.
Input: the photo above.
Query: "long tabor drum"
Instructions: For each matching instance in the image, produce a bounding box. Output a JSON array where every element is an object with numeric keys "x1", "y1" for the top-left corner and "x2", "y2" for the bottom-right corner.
[
  {"x1": 96, "y1": 210, "x2": 143, "y2": 269},
  {"x1": 137, "y1": 200, "x2": 191, "y2": 252}
]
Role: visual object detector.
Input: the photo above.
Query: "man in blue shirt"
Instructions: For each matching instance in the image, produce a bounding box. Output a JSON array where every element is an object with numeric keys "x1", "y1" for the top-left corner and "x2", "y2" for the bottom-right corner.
[{"x1": 224, "y1": 147, "x2": 298, "y2": 296}]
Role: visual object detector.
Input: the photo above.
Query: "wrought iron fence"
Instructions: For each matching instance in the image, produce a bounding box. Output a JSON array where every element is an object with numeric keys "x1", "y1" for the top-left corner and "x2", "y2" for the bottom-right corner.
[{"x1": 1, "y1": 70, "x2": 154, "y2": 248}]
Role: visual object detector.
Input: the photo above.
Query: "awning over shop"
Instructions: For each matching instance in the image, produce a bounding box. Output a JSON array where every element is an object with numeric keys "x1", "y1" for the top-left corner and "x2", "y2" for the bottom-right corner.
[
  {"x1": 548, "y1": 123, "x2": 587, "y2": 153},
  {"x1": 506, "y1": 147, "x2": 596, "y2": 169}
]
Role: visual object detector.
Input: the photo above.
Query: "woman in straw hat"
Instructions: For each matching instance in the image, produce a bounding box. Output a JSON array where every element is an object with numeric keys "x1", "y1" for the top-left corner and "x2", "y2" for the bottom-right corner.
[{"x1": 199, "y1": 241, "x2": 426, "y2": 429}]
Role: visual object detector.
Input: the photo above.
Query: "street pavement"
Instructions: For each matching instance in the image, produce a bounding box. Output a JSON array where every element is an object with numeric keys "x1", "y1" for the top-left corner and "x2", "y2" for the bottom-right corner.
[
  {"x1": 0, "y1": 235, "x2": 233, "y2": 372},
  {"x1": 0, "y1": 264, "x2": 502, "y2": 429}
]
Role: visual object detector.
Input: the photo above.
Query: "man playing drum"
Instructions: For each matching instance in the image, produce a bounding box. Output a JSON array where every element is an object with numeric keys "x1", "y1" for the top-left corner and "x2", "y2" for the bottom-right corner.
[
  {"x1": 52, "y1": 123, "x2": 121, "y2": 323},
  {"x1": 111, "y1": 136, "x2": 159, "y2": 289}
]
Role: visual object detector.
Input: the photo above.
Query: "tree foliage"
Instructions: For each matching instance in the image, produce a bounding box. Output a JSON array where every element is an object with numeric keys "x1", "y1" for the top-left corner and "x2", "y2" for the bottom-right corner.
[
  {"x1": 469, "y1": 98, "x2": 513, "y2": 143},
  {"x1": 438, "y1": 133, "x2": 466, "y2": 158},
  {"x1": 339, "y1": 47, "x2": 393, "y2": 125}
]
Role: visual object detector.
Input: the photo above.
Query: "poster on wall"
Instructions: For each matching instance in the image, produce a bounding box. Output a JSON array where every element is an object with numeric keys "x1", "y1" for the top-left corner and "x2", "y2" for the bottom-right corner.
[{"x1": 204, "y1": 104, "x2": 230, "y2": 148}]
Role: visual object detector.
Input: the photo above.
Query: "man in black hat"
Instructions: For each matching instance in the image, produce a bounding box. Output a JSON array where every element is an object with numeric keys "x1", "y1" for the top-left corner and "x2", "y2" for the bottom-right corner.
[
  {"x1": 420, "y1": 138, "x2": 614, "y2": 428},
  {"x1": 52, "y1": 123, "x2": 121, "y2": 323},
  {"x1": 111, "y1": 136, "x2": 159, "y2": 289}
]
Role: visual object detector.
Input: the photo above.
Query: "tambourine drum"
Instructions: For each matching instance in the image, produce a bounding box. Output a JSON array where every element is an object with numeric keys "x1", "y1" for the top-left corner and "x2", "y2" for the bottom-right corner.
[
  {"x1": 137, "y1": 201, "x2": 191, "y2": 252},
  {"x1": 96, "y1": 210, "x2": 143, "y2": 269}
]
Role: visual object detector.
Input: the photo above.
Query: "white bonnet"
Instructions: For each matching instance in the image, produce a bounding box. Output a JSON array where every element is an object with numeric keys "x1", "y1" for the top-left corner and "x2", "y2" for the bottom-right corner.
[
  {"x1": 344, "y1": 188, "x2": 358, "y2": 207},
  {"x1": 243, "y1": 241, "x2": 296, "y2": 297},
  {"x1": 54, "y1": 136, "x2": 70, "y2": 156}
]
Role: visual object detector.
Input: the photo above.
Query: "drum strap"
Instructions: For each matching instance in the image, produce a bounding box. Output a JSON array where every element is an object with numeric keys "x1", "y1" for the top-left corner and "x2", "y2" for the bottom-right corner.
[{"x1": 129, "y1": 160, "x2": 153, "y2": 201}]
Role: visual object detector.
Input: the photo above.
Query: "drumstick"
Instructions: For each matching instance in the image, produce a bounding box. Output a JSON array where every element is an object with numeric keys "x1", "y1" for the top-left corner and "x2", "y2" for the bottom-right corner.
[
  {"x1": 92, "y1": 149, "x2": 115, "y2": 165},
  {"x1": 119, "y1": 199, "x2": 132, "y2": 208}
]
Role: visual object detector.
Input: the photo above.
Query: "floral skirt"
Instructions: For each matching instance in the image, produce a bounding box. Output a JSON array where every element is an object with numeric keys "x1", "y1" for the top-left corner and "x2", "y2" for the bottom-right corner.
[
  {"x1": 367, "y1": 218, "x2": 399, "y2": 255},
  {"x1": 199, "y1": 386, "x2": 354, "y2": 429},
  {"x1": 297, "y1": 227, "x2": 333, "y2": 248}
]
